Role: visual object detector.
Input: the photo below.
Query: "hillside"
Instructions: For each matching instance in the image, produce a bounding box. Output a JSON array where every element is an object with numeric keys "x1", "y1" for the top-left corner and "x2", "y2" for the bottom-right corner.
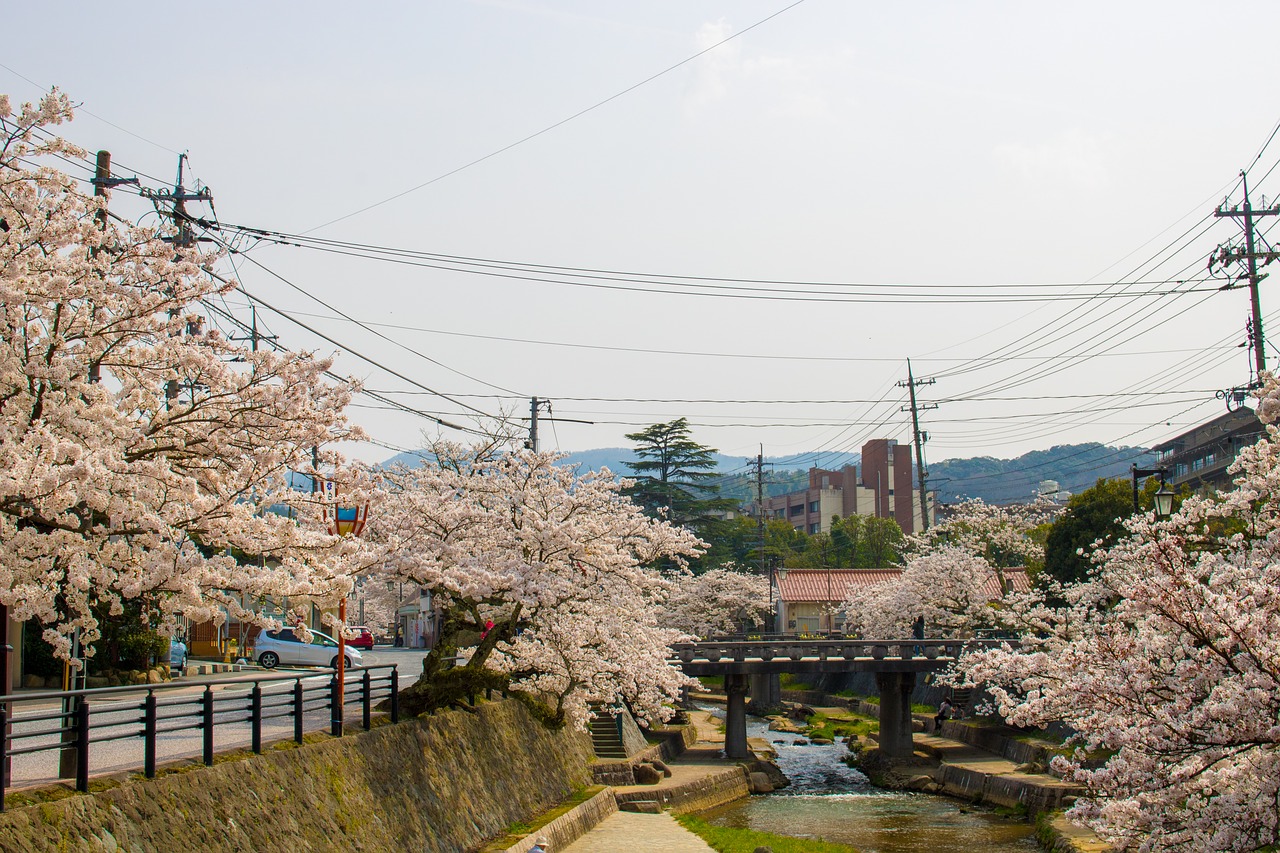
[{"x1": 380, "y1": 443, "x2": 1150, "y2": 505}]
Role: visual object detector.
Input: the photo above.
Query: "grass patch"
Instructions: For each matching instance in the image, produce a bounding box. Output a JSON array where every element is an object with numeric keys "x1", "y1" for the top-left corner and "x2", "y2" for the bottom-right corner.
[
  {"x1": 779, "y1": 674, "x2": 814, "y2": 690},
  {"x1": 699, "y1": 675, "x2": 725, "y2": 689},
  {"x1": 911, "y1": 703, "x2": 935, "y2": 714},
  {"x1": 675, "y1": 813, "x2": 861, "y2": 853},
  {"x1": 806, "y1": 711, "x2": 877, "y2": 741}
]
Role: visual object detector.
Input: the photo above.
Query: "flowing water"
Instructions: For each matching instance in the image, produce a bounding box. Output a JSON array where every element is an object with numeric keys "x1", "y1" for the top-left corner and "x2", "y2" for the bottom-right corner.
[{"x1": 697, "y1": 709, "x2": 1040, "y2": 853}]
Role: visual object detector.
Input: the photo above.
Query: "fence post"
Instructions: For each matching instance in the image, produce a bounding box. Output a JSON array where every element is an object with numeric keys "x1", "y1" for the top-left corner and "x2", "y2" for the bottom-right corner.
[
  {"x1": 143, "y1": 691, "x2": 158, "y2": 779},
  {"x1": 293, "y1": 679, "x2": 304, "y2": 744},
  {"x1": 390, "y1": 666, "x2": 399, "y2": 724},
  {"x1": 362, "y1": 670, "x2": 372, "y2": 730},
  {"x1": 75, "y1": 699, "x2": 90, "y2": 793},
  {"x1": 330, "y1": 673, "x2": 342, "y2": 737},
  {"x1": 251, "y1": 682, "x2": 263, "y2": 754},
  {"x1": 0, "y1": 704, "x2": 8, "y2": 811},
  {"x1": 201, "y1": 686, "x2": 214, "y2": 766}
]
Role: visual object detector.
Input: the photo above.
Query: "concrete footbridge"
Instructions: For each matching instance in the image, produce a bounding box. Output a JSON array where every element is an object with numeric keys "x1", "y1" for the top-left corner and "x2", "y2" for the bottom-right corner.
[{"x1": 669, "y1": 635, "x2": 998, "y2": 760}]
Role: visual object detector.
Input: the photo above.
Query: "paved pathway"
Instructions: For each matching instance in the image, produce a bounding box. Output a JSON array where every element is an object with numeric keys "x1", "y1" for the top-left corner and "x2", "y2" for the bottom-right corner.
[{"x1": 559, "y1": 811, "x2": 715, "y2": 853}]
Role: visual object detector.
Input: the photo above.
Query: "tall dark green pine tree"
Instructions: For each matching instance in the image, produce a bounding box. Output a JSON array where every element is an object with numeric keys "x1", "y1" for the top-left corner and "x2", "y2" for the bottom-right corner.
[{"x1": 624, "y1": 418, "x2": 737, "y2": 553}]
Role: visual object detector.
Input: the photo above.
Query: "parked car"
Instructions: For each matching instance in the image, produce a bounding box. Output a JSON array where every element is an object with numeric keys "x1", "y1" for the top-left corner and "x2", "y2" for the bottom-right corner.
[
  {"x1": 253, "y1": 628, "x2": 363, "y2": 669},
  {"x1": 345, "y1": 626, "x2": 375, "y2": 649},
  {"x1": 168, "y1": 638, "x2": 188, "y2": 671}
]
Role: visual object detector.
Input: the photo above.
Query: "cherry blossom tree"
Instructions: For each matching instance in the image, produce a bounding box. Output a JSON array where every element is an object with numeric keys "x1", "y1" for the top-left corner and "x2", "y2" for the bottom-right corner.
[
  {"x1": 0, "y1": 91, "x2": 366, "y2": 662},
  {"x1": 660, "y1": 565, "x2": 770, "y2": 638},
  {"x1": 367, "y1": 436, "x2": 704, "y2": 729},
  {"x1": 953, "y1": 379, "x2": 1280, "y2": 851},
  {"x1": 840, "y1": 546, "x2": 1019, "y2": 638},
  {"x1": 840, "y1": 499, "x2": 1056, "y2": 638},
  {"x1": 904, "y1": 497, "x2": 1057, "y2": 574}
]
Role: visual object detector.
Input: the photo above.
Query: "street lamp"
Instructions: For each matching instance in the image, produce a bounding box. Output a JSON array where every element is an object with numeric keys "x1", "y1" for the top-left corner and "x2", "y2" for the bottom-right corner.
[
  {"x1": 1131, "y1": 464, "x2": 1170, "y2": 516},
  {"x1": 321, "y1": 480, "x2": 370, "y2": 735}
]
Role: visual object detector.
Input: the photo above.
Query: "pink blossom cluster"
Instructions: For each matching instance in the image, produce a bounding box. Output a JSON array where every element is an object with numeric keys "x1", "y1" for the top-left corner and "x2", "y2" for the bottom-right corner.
[
  {"x1": 0, "y1": 92, "x2": 369, "y2": 661},
  {"x1": 367, "y1": 438, "x2": 704, "y2": 730},
  {"x1": 952, "y1": 382, "x2": 1280, "y2": 850}
]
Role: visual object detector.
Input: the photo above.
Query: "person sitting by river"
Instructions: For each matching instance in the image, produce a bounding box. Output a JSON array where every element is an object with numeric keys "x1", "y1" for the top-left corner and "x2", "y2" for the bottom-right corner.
[{"x1": 934, "y1": 698, "x2": 954, "y2": 730}]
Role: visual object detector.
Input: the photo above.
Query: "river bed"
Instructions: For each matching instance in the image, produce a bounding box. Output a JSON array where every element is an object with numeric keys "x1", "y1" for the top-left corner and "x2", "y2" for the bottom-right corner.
[{"x1": 696, "y1": 708, "x2": 1040, "y2": 853}]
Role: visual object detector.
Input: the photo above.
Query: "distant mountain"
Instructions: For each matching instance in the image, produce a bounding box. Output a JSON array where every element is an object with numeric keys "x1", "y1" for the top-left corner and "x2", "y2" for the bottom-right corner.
[
  {"x1": 929, "y1": 443, "x2": 1153, "y2": 505},
  {"x1": 378, "y1": 443, "x2": 1152, "y2": 506},
  {"x1": 379, "y1": 447, "x2": 858, "y2": 478}
]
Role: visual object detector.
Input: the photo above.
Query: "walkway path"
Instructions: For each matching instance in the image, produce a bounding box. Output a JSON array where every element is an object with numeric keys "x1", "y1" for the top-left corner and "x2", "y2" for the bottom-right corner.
[{"x1": 559, "y1": 811, "x2": 714, "y2": 853}]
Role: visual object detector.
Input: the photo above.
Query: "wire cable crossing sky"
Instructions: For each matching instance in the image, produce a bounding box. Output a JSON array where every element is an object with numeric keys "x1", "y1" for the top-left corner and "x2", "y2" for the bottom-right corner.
[{"x1": 6, "y1": 1, "x2": 1280, "y2": 472}]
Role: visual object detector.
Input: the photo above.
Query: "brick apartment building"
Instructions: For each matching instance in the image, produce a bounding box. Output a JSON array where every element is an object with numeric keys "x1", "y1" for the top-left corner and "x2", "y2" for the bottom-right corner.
[{"x1": 755, "y1": 438, "x2": 934, "y2": 535}]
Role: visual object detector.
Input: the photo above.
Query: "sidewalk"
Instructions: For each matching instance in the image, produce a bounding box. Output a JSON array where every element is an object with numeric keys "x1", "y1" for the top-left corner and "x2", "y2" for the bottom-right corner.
[{"x1": 559, "y1": 812, "x2": 714, "y2": 853}]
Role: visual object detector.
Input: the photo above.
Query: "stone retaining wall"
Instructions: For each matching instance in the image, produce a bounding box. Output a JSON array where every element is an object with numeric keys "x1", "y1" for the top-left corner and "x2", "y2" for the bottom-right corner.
[
  {"x1": 0, "y1": 700, "x2": 594, "y2": 853},
  {"x1": 613, "y1": 765, "x2": 750, "y2": 815},
  {"x1": 940, "y1": 720, "x2": 1060, "y2": 766},
  {"x1": 935, "y1": 764, "x2": 1079, "y2": 813},
  {"x1": 503, "y1": 788, "x2": 619, "y2": 853}
]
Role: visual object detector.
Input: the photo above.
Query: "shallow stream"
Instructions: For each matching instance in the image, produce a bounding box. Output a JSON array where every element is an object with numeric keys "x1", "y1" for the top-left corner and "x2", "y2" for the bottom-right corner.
[{"x1": 697, "y1": 709, "x2": 1040, "y2": 853}]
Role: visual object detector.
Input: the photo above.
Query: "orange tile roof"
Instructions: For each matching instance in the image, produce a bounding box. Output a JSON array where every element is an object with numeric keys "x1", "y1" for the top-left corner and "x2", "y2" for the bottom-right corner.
[{"x1": 776, "y1": 567, "x2": 1030, "y2": 602}]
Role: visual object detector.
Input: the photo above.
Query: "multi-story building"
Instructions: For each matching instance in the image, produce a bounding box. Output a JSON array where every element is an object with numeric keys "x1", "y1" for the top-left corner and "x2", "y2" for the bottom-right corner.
[
  {"x1": 754, "y1": 438, "x2": 933, "y2": 535},
  {"x1": 1152, "y1": 407, "x2": 1263, "y2": 493}
]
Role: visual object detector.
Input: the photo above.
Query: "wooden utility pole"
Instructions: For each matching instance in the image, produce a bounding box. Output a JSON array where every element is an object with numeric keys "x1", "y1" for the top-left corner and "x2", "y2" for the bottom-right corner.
[{"x1": 899, "y1": 361, "x2": 936, "y2": 533}]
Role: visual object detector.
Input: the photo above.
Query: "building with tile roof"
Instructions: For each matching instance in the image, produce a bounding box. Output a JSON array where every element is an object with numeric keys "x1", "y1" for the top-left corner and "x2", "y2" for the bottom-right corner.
[{"x1": 773, "y1": 566, "x2": 1031, "y2": 633}]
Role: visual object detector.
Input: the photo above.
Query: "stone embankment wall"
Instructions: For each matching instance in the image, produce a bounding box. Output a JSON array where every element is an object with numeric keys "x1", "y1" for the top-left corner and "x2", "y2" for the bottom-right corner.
[
  {"x1": 937, "y1": 719, "x2": 1062, "y2": 766},
  {"x1": 613, "y1": 766, "x2": 749, "y2": 815},
  {"x1": 0, "y1": 700, "x2": 594, "y2": 853}
]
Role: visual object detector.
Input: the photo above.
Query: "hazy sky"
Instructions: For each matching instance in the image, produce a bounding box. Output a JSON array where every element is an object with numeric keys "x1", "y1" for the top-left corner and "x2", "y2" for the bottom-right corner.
[{"x1": 7, "y1": 1, "x2": 1280, "y2": 474}]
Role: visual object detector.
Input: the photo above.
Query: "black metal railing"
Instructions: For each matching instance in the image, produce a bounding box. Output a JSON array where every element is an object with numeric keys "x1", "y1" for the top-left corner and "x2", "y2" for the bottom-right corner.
[{"x1": 0, "y1": 664, "x2": 399, "y2": 810}]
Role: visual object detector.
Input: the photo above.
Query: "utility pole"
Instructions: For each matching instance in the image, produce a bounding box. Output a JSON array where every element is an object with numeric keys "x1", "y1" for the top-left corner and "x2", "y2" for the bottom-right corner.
[
  {"x1": 898, "y1": 360, "x2": 937, "y2": 533},
  {"x1": 1212, "y1": 171, "x2": 1280, "y2": 380},
  {"x1": 229, "y1": 305, "x2": 277, "y2": 353},
  {"x1": 143, "y1": 154, "x2": 212, "y2": 407},
  {"x1": 525, "y1": 397, "x2": 592, "y2": 451},
  {"x1": 748, "y1": 448, "x2": 775, "y2": 630},
  {"x1": 87, "y1": 150, "x2": 137, "y2": 384}
]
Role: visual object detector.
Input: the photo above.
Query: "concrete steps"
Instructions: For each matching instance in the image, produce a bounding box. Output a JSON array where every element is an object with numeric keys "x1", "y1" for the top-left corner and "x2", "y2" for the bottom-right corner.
[{"x1": 589, "y1": 708, "x2": 629, "y2": 760}]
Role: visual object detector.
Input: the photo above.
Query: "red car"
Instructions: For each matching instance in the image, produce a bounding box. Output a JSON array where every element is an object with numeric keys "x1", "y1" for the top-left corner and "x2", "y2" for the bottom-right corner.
[{"x1": 345, "y1": 626, "x2": 375, "y2": 649}]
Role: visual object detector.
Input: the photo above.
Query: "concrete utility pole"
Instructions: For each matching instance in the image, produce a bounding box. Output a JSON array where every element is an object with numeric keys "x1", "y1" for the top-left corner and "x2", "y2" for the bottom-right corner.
[
  {"x1": 1213, "y1": 171, "x2": 1280, "y2": 379},
  {"x1": 525, "y1": 397, "x2": 592, "y2": 451},
  {"x1": 898, "y1": 361, "x2": 936, "y2": 533},
  {"x1": 748, "y1": 448, "x2": 775, "y2": 627}
]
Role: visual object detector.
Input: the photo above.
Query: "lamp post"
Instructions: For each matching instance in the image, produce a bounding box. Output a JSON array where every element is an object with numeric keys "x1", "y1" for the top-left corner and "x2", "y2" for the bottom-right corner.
[
  {"x1": 1131, "y1": 464, "x2": 1173, "y2": 517},
  {"x1": 775, "y1": 566, "x2": 788, "y2": 634},
  {"x1": 321, "y1": 480, "x2": 369, "y2": 735}
]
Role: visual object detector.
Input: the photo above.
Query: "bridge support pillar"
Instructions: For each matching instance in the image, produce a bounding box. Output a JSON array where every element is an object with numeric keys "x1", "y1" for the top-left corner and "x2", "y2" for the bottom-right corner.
[
  {"x1": 748, "y1": 673, "x2": 780, "y2": 710},
  {"x1": 874, "y1": 671, "x2": 917, "y2": 759},
  {"x1": 724, "y1": 673, "x2": 750, "y2": 759}
]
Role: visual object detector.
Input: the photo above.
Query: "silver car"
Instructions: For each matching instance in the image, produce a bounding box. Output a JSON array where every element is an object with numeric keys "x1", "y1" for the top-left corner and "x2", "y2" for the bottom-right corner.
[{"x1": 253, "y1": 628, "x2": 363, "y2": 669}]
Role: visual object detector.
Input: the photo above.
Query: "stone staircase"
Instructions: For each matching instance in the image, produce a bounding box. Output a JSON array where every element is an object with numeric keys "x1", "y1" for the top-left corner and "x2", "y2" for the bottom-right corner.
[{"x1": 589, "y1": 706, "x2": 629, "y2": 760}]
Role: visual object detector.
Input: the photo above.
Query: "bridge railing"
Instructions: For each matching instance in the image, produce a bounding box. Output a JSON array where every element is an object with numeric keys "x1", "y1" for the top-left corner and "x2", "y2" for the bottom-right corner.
[{"x1": 670, "y1": 636, "x2": 1005, "y2": 664}]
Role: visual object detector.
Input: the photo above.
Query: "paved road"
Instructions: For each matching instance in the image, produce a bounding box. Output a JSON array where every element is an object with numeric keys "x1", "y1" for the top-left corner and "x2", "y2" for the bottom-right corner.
[{"x1": 4, "y1": 645, "x2": 430, "y2": 792}]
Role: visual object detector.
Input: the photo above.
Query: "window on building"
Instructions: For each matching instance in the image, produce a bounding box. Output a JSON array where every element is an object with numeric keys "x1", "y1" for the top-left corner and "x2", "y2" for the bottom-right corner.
[
  {"x1": 808, "y1": 522, "x2": 820, "y2": 534},
  {"x1": 790, "y1": 505, "x2": 803, "y2": 517},
  {"x1": 773, "y1": 509, "x2": 785, "y2": 519},
  {"x1": 809, "y1": 501, "x2": 820, "y2": 512}
]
